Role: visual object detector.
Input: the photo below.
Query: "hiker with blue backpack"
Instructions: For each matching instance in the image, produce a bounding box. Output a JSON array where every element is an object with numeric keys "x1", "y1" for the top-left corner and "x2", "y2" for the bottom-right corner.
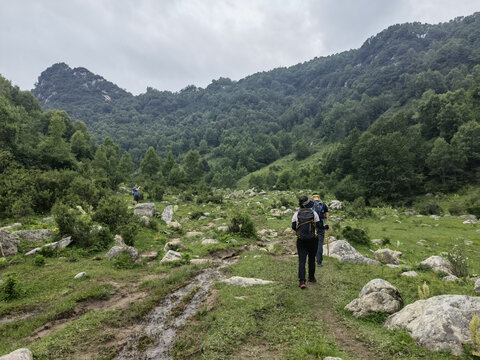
[
  {"x1": 311, "y1": 193, "x2": 329, "y2": 267},
  {"x1": 292, "y1": 196, "x2": 323, "y2": 289}
]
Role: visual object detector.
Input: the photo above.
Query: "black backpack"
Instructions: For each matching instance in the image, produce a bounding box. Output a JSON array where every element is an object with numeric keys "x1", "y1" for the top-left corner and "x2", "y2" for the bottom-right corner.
[
  {"x1": 296, "y1": 208, "x2": 316, "y2": 240},
  {"x1": 312, "y1": 200, "x2": 325, "y2": 219}
]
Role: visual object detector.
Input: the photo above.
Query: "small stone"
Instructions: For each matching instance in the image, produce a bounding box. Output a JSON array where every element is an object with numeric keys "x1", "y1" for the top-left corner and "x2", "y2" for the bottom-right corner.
[
  {"x1": 222, "y1": 276, "x2": 274, "y2": 287},
  {"x1": 74, "y1": 272, "x2": 87, "y2": 279},
  {"x1": 201, "y1": 238, "x2": 219, "y2": 245},
  {"x1": 160, "y1": 250, "x2": 182, "y2": 263},
  {"x1": 0, "y1": 348, "x2": 33, "y2": 360},
  {"x1": 464, "y1": 240, "x2": 473, "y2": 246},
  {"x1": 141, "y1": 251, "x2": 158, "y2": 261},
  {"x1": 140, "y1": 216, "x2": 151, "y2": 227},
  {"x1": 190, "y1": 259, "x2": 212, "y2": 265},
  {"x1": 473, "y1": 279, "x2": 480, "y2": 293},
  {"x1": 166, "y1": 221, "x2": 182, "y2": 230},
  {"x1": 185, "y1": 231, "x2": 203, "y2": 238},
  {"x1": 217, "y1": 226, "x2": 229, "y2": 231},
  {"x1": 0, "y1": 223, "x2": 22, "y2": 231},
  {"x1": 323, "y1": 358, "x2": 343, "y2": 360},
  {"x1": 401, "y1": 271, "x2": 419, "y2": 277},
  {"x1": 164, "y1": 239, "x2": 186, "y2": 251},
  {"x1": 443, "y1": 275, "x2": 459, "y2": 282}
]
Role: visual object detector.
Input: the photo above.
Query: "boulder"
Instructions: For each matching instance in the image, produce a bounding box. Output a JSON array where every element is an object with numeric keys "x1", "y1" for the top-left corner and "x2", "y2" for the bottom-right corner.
[
  {"x1": 160, "y1": 250, "x2": 182, "y2": 263},
  {"x1": 222, "y1": 276, "x2": 274, "y2": 287},
  {"x1": 374, "y1": 248, "x2": 402, "y2": 265},
  {"x1": 74, "y1": 272, "x2": 87, "y2": 279},
  {"x1": 161, "y1": 205, "x2": 174, "y2": 222},
  {"x1": 163, "y1": 239, "x2": 186, "y2": 251},
  {"x1": 459, "y1": 214, "x2": 477, "y2": 220},
  {"x1": 419, "y1": 256, "x2": 453, "y2": 275},
  {"x1": 463, "y1": 220, "x2": 477, "y2": 225},
  {"x1": 185, "y1": 231, "x2": 202, "y2": 238},
  {"x1": 12, "y1": 229, "x2": 52, "y2": 242},
  {"x1": 0, "y1": 348, "x2": 33, "y2": 360},
  {"x1": 201, "y1": 238, "x2": 219, "y2": 245},
  {"x1": 105, "y1": 244, "x2": 140, "y2": 262},
  {"x1": 323, "y1": 240, "x2": 380, "y2": 266},
  {"x1": 329, "y1": 200, "x2": 343, "y2": 210},
  {"x1": 473, "y1": 278, "x2": 480, "y2": 293},
  {"x1": 443, "y1": 274, "x2": 459, "y2": 282},
  {"x1": 0, "y1": 230, "x2": 20, "y2": 257},
  {"x1": 401, "y1": 271, "x2": 419, "y2": 277},
  {"x1": 217, "y1": 225, "x2": 229, "y2": 231},
  {"x1": 114, "y1": 235, "x2": 126, "y2": 247},
  {"x1": 345, "y1": 279, "x2": 403, "y2": 317},
  {"x1": 134, "y1": 203, "x2": 156, "y2": 217},
  {"x1": 385, "y1": 295, "x2": 480, "y2": 355},
  {"x1": 141, "y1": 251, "x2": 158, "y2": 261},
  {"x1": 0, "y1": 223, "x2": 22, "y2": 231},
  {"x1": 166, "y1": 221, "x2": 182, "y2": 231},
  {"x1": 372, "y1": 239, "x2": 383, "y2": 245}
]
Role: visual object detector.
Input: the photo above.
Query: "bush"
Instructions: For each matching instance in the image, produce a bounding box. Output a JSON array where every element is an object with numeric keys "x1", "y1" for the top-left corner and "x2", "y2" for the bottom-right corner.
[
  {"x1": 147, "y1": 184, "x2": 165, "y2": 202},
  {"x1": 413, "y1": 197, "x2": 442, "y2": 215},
  {"x1": 33, "y1": 255, "x2": 45, "y2": 267},
  {"x1": 447, "y1": 243, "x2": 469, "y2": 278},
  {"x1": 93, "y1": 195, "x2": 129, "y2": 233},
  {"x1": 0, "y1": 258, "x2": 7, "y2": 270},
  {"x1": 118, "y1": 221, "x2": 139, "y2": 246},
  {"x1": 346, "y1": 197, "x2": 374, "y2": 218},
  {"x1": 112, "y1": 250, "x2": 139, "y2": 269},
  {"x1": 2, "y1": 273, "x2": 19, "y2": 301},
  {"x1": 228, "y1": 213, "x2": 257, "y2": 238},
  {"x1": 342, "y1": 226, "x2": 370, "y2": 246},
  {"x1": 272, "y1": 196, "x2": 294, "y2": 209},
  {"x1": 189, "y1": 211, "x2": 205, "y2": 220}
]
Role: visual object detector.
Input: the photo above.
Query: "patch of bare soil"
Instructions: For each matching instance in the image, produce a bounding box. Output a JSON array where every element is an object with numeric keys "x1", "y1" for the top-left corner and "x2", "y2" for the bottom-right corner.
[
  {"x1": 28, "y1": 286, "x2": 149, "y2": 341},
  {"x1": 319, "y1": 308, "x2": 389, "y2": 360}
]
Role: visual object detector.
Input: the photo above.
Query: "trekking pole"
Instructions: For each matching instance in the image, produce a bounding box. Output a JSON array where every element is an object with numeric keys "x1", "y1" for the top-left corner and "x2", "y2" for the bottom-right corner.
[{"x1": 326, "y1": 223, "x2": 333, "y2": 285}]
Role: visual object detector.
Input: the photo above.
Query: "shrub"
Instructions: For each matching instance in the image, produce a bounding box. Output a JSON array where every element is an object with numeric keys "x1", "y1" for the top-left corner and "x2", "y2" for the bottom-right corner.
[
  {"x1": 346, "y1": 197, "x2": 373, "y2": 218},
  {"x1": 147, "y1": 184, "x2": 164, "y2": 202},
  {"x1": 418, "y1": 282, "x2": 430, "y2": 299},
  {"x1": 112, "y1": 250, "x2": 139, "y2": 269},
  {"x1": 0, "y1": 258, "x2": 7, "y2": 270},
  {"x1": 447, "y1": 243, "x2": 469, "y2": 278},
  {"x1": 272, "y1": 196, "x2": 294, "y2": 209},
  {"x1": 471, "y1": 315, "x2": 480, "y2": 356},
  {"x1": 33, "y1": 255, "x2": 45, "y2": 267},
  {"x1": 228, "y1": 213, "x2": 257, "y2": 238},
  {"x1": 2, "y1": 273, "x2": 19, "y2": 301},
  {"x1": 118, "y1": 221, "x2": 139, "y2": 247},
  {"x1": 93, "y1": 195, "x2": 129, "y2": 233},
  {"x1": 341, "y1": 226, "x2": 369, "y2": 246},
  {"x1": 189, "y1": 211, "x2": 205, "y2": 220},
  {"x1": 413, "y1": 197, "x2": 442, "y2": 215}
]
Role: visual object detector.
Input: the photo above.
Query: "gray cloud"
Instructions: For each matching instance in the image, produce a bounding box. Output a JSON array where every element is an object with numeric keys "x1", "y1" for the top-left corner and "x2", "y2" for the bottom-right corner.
[{"x1": 1, "y1": 0, "x2": 479, "y2": 94}]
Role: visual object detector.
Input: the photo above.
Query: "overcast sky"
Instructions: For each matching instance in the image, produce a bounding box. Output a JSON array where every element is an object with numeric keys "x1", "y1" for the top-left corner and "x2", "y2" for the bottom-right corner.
[{"x1": 1, "y1": 0, "x2": 479, "y2": 95}]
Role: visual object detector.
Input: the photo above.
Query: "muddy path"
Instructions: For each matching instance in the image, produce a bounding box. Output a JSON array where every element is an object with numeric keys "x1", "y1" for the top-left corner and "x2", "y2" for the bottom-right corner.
[{"x1": 115, "y1": 259, "x2": 235, "y2": 360}]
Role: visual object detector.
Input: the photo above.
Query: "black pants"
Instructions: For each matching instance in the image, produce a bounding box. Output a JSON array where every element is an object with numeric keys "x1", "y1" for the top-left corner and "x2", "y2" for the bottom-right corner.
[{"x1": 297, "y1": 238, "x2": 318, "y2": 282}]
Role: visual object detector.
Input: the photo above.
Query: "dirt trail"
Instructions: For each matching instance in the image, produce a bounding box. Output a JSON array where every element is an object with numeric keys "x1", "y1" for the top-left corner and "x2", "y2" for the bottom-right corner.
[{"x1": 115, "y1": 259, "x2": 236, "y2": 360}]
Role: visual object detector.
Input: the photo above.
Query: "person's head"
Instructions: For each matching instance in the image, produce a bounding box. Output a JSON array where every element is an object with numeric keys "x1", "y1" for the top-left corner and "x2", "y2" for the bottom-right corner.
[
  {"x1": 298, "y1": 196, "x2": 313, "y2": 208},
  {"x1": 312, "y1": 193, "x2": 321, "y2": 201}
]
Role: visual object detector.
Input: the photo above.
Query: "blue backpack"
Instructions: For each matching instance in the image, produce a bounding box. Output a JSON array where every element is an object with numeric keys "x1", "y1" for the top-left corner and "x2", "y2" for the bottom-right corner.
[{"x1": 312, "y1": 200, "x2": 326, "y2": 220}]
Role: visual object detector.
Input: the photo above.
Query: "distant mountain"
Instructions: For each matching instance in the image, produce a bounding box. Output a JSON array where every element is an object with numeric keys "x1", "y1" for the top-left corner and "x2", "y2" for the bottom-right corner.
[{"x1": 32, "y1": 12, "x2": 480, "y2": 172}]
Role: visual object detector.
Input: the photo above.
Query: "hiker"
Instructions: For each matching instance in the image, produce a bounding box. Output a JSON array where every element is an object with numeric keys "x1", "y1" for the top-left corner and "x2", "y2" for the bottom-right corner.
[
  {"x1": 312, "y1": 193, "x2": 329, "y2": 267},
  {"x1": 292, "y1": 196, "x2": 323, "y2": 289},
  {"x1": 132, "y1": 184, "x2": 141, "y2": 205}
]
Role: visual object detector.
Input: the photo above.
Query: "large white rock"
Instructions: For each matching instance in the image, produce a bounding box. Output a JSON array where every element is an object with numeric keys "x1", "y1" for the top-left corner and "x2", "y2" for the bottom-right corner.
[
  {"x1": 345, "y1": 279, "x2": 403, "y2": 317},
  {"x1": 419, "y1": 256, "x2": 453, "y2": 275},
  {"x1": 0, "y1": 348, "x2": 33, "y2": 360},
  {"x1": 134, "y1": 203, "x2": 156, "y2": 217},
  {"x1": 0, "y1": 230, "x2": 19, "y2": 257},
  {"x1": 222, "y1": 276, "x2": 274, "y2": 287},
  {"x1": 329, "y1": 200, "x2": 343, "y2": 210},
  {"x1": 385, "y1": 295, "x2": 480, "y2": 355},
  {"x1": 323, "y1": 240, "x2": 380, "y2": 266},
  {"x1": 12, "y1": 229, "x2": 52, "y2": 242},
  {"x1": 161, "y1": 205, "x2": 174, "y2": 222},
  {"x1": 160, "y1": 250, "x2": 182, "y2": 263},
  {"x1": 374, "y1": 248, "x2": 402, "y2": 265}
]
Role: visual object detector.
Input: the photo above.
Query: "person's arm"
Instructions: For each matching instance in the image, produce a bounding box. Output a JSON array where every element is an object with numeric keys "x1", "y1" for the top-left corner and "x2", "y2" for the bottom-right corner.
[{"x1": 291, "y1": 212, "x2": 298, "y2": 230}]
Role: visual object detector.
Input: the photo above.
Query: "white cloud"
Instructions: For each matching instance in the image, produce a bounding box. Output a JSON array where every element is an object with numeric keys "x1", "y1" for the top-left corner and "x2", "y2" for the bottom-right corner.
[{"x1": 0, "y1": 0, "x2": 479, "y2": 94}]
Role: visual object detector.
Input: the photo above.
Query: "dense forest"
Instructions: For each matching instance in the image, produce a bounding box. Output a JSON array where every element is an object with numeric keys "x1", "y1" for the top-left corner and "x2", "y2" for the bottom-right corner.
[{"x1": 6, "y1": 12, "x2": 479, "y2": 210}]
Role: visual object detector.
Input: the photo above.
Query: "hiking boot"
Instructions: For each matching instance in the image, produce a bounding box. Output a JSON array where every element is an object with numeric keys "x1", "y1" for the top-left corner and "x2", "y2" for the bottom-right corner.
[
  {"x1": 308, "y1": 278, "x2": 317, "y2": 285},
  {"x1": 299, "y1": 281, "x2": 306, "y2": 289},
  {"x1": 316, "y1": 262, "x2": 323, "y2": 267}
]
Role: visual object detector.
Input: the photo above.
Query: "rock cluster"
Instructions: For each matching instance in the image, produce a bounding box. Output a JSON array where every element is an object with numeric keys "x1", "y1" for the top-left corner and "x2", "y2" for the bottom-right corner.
[
  {"x1": 385, "y1": 295, "x2": 480, "y2": 356},
  {"x1": 345, "y1": 279, "x2": 403, "y2": 317}
]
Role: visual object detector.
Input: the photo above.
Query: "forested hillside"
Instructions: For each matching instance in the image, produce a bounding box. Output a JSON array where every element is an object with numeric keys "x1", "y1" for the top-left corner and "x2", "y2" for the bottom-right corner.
[{"x1": 32, "y1": 13, "x2": 480, "y2": 203}]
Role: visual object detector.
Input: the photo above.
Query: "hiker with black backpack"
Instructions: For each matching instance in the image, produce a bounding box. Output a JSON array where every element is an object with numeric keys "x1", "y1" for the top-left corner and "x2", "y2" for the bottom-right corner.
[
  {"x1": 292, "y1": 196, "x2": 323, "y2": 289},
  {"x1": 312, "y1": 193, "x2": 329, "y2": 267}
]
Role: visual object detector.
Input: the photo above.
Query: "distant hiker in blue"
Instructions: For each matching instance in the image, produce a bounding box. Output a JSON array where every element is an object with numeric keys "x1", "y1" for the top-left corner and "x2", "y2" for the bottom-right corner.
[
  {"x1": 132, "y1": 184, "x2": 141, "y2": 205},
  {"x1": 311, "y1": 193, "x2": 329, "y2": 267},
  {"x1": 292, "y1": 196, "x2": 323, "y2": 289}
]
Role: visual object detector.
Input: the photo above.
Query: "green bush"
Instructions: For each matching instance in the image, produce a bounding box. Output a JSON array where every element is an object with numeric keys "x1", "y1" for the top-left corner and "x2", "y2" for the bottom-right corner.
[
  {"x1": 342, "y1": 226, "x2": 370, "y2": 246},
  {"x1": 93, "y1": 195, "x2": 129, "y2": 233},
  {"x1": 118, "y1": 221, "x2": 139, "y2": 246},
  {"x1": 0, "y1": 257, "x2": 8, "y2": 270},
  {"x1": 33, "y1": 255, "x2": 45, "y2": 267},
  {"x1": 272, "y1": 196, "x2": 294, "y2": 209},
  {"x1": 2, "y1": 273, "x2": 19, "y2": 301},
  {"x1": 189, "y1": 211, "x2": 205, "y2": 220},
  {"x1": 112, "y1": 250, "x2": 140, "y2": 269},
  {"x1": 147, "y1": 184, "x2": 165, "y2": 202},
  {"x1": 228, "y1": 213, "x2": 257, "y2": 238},
  {"x1": 413, "y1": 197, "x2": 442, "y2": 215},
  {"x1": 346, "y1": 197, "x2": 374, "y2": 218},
  {"x1": 447, "y1": 243, "x2": 469, "y2": 278}
]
